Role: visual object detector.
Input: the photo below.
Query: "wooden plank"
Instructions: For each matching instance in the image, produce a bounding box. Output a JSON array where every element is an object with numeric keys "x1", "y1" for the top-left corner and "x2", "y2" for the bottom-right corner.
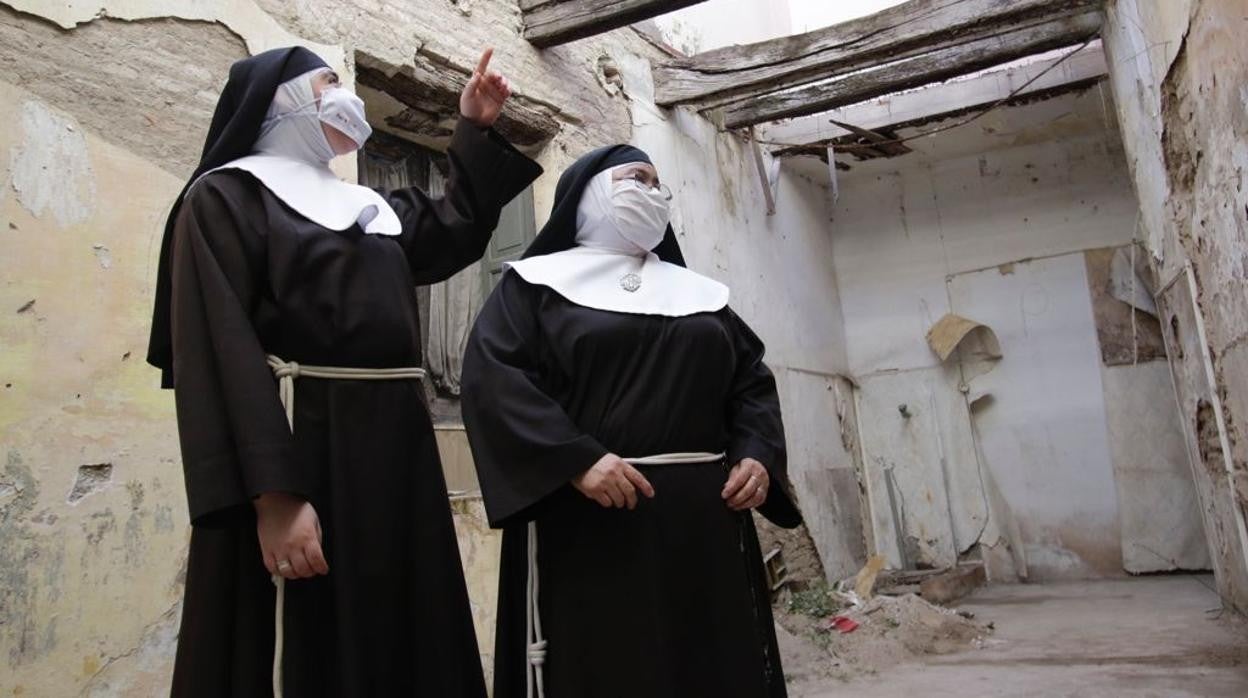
[
  {"x1": 523, "y1": 0, "x2": 707, "y2": 48},
  {"x1": 828, "y1": 120, "x2": 912, "y2": 158},
  {"x1": 355, "y1": 54, "x2": 560, "y2": 147},
  {"x1": 719, "y1": 11, "x2": 1101, "y2": 129},
  {"x1": 653, "y1": 0, "x2": 1102, "y2": 106},
  {"x1": 758, "y1": 42, "x2": 1106, "y2": 148}
]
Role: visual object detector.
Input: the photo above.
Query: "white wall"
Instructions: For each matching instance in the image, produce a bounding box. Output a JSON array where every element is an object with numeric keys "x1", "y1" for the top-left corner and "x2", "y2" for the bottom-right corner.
[{"x1": 830, "y1": 87, "x2": 1198, "y2": 579}]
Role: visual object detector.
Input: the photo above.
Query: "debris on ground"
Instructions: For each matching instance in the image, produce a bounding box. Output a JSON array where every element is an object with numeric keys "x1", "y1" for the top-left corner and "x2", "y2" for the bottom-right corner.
[
  {"x1": 820, "y1": 615, "x2": 860, "y2": 634},
  {"x1": 918, "y1": 562, "x2": 987, "y2": 604},
  {"x1": 775, "y1": 580, "x2": 992, "y2": 691},
  {"x1": 853, "y1": 555, "x2": 886, "y2": 599}
]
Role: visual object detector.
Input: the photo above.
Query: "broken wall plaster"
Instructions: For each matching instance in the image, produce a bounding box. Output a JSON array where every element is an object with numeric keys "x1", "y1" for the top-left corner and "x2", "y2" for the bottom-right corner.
[
  {"x1": 1105, "y1": 0, "x2": 1248, "y2": 607},
  {"x1": 1, "y1": 0, "x2": 340, "y2": 59},
  {"x1": 67, "y1": 464, "x2": 114, "y2": 505},
  {"x1": 10, "y1": 101, "x2": 95, "y2": 228},
  {"x1": 0, "y1": 75, "x2": 198, "y2": 695},
  {"x1": 1085, "y1": 246, "x2": 1167, "y2": 366},
  {"x1": 833, "y1": 98, "x2": 1152, "y2": 580},
  {"x1": 0, "y1": 2, "x2": 346, "y2": 177},
  {"x1": 1154, "y1": 263, "x2": 1248, "y2": 610}
]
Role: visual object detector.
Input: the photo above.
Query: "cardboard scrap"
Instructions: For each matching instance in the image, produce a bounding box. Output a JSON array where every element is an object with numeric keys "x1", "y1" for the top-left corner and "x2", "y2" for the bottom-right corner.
[{"x1": 926, "y1": 313, "x2": 1002, "y2": 363}]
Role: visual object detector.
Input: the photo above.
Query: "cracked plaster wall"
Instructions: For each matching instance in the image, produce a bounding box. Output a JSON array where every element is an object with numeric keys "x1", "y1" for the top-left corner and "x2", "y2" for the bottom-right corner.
[{"x1": 1103, "y1": 0, "x2": 1248, "y2": 612}]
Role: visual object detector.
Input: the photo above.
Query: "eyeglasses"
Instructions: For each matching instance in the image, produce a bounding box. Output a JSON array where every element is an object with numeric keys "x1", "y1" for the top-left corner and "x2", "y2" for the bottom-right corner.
[{"x1": 622, "y1": 173, "x2": 673, "y2": 201}]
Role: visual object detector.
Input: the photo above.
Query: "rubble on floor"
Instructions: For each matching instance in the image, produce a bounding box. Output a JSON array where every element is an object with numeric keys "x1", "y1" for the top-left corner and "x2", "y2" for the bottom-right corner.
[{"x1": 774, "y1": 578, "x2": 992, "y2": 689}]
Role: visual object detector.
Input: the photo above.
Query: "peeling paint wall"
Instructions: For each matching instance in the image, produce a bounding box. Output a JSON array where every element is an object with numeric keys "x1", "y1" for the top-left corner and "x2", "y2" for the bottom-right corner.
[
  {"x1": 0, "y1": 79, "x2": 188, "y2": 697},
  {"x1": 1103, "y1": 0, "x2": 1248, "y2": 611},
  {"x1": 829, "y1": 85, "x2": 1200, "y2": 580},
  {"x1": 0, "y1": 0, "x2": 854, "y2": 692}
]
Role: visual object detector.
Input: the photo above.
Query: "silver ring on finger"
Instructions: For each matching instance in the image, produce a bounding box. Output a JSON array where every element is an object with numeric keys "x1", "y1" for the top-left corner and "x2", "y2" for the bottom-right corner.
[{"x1": 276, "y1": 560, "x2": 292, "y2": 572}]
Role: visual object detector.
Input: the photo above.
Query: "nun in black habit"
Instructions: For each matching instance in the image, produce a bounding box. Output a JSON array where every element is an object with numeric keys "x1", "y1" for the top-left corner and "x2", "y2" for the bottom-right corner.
[
  {"x1": 147, "y1": 46, "x2": 542, "y2": 696},
  {"x1": 461, "y1": 145, "x2": 803, "y2": 698}
]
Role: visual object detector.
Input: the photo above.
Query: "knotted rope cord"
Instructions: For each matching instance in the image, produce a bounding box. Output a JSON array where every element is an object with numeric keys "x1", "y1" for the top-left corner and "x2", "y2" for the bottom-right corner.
[
  {"x1": 524, "y1": 451, "x2": 726, "y2": 698},
  {"x1": 264, "y1": 354, "x2": 426, "y2": 698}
]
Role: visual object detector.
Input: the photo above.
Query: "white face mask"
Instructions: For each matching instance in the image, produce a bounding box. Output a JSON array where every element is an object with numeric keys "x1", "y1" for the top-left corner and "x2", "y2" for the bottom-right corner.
[
  {"x1": 575, "y1": 166, "x2": 672, "y2": 256},
  {"x1": 318, "y1": 86, "x2": 372, "y2": 150},
  {"x1": 611, "y1": 178, "x2": 671, "y2": 252},
  {"x1": 254, "y1": 69, "x2": 370, "y2": 164}
]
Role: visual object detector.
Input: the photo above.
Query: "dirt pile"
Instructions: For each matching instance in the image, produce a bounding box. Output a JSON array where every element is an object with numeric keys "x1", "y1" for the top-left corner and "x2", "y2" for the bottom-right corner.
[{"x1": 775, "y1": 587, "x2": 991, "y2": 690}]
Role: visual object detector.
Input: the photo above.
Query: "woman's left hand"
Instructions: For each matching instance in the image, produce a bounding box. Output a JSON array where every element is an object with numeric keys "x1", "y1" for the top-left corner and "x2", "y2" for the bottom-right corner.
[
  {"x1": 460, "y1": 48, "x2": 511, "y2": 128},
  {"x1": 723, "y1": 458, "x2": 769, "y2": 511}
]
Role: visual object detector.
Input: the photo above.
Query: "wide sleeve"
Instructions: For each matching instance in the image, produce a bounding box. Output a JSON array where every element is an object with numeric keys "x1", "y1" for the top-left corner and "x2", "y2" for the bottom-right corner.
[
  {"x1": 386, "y1": 118, "x2": 543, "y2": 285},
  {"x1": 170, "y1": 176, "x2": 309, "y2": 526},
  {"x1": 461, "y1": 272, "x2": 609, "y2": 528},
  {"x1": 725, "y1": 309, "x2": 803, "y2": 529}
]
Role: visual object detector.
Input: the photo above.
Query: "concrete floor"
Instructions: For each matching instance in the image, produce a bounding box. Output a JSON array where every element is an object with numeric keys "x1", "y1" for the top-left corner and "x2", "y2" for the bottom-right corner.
[{"x1": 798, "y1": 576, "x2": 1248, "y2": 697}]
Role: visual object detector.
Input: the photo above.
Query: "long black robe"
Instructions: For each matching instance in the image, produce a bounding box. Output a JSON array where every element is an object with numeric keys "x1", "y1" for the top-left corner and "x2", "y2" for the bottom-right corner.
[
  {"x1": 461, "y1": 271, "x2": 802, "y2": 698},
  {"x1": 169, "y1": 119, "x2": 541, "y2": 697}
]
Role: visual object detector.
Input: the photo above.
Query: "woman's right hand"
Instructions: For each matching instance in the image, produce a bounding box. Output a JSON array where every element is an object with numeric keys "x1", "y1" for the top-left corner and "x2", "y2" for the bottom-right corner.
[
  {"x1": 255, "y1": 492, "x2": 330, "y2": 580},
  {"x1": 572, "y1": 453, "x2": 656, "y2": 510}
]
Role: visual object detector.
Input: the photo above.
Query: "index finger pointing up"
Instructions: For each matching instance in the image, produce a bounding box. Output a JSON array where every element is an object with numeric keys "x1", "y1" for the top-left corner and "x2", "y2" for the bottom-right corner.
[{"x1": 475, "y1": 47, "x2": 494, "y2": 76}]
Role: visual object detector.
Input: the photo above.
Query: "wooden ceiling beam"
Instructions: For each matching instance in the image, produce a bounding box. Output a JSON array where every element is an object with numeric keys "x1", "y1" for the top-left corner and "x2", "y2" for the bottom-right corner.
[
  {"x1": 757, "y1": 41, "x2": 1107, "y2": 149},
  {"x1": 718, "y1": 11, "x2": 1101, "y2": 130},
  {"x1": 653, "y1": 0, "x2": 1103, "y2": 107},
  {"x1": 522, "y1": 0, "x2": 708, "y2": 48}
]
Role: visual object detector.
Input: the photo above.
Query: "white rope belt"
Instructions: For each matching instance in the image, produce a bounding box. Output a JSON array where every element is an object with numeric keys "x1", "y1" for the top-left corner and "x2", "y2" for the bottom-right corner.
[
  {"x1": 525, "y1": 451, "x2": 725, "y2": 698},
  {"x1": 265, "y1": 354, "x2": 426, "y2": 698}
]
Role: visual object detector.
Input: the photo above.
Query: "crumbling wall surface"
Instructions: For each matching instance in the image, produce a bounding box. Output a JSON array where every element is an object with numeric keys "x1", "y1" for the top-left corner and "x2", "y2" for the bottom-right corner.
[
  {"x1": 0, "y1": 1, "x2": 344, "y2": 178},
  {"x1": 830, "y1": 86, "x2": 1162, "y2": 580},
  {"x1": 1103, "y1": 0, "x2": 1248, "y2": 610},
  {"x1": 0, "y1": 78, "x2": 188, "y2": 697}
]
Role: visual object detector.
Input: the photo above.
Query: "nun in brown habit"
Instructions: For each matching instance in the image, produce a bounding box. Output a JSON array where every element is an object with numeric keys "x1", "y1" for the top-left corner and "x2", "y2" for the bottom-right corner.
[
  {"x1": 461, "y1": 145, "x2": 803, "y2": 698},
  {"x1": 146, "y1": 46, "x2": 542, "y2": 696}
]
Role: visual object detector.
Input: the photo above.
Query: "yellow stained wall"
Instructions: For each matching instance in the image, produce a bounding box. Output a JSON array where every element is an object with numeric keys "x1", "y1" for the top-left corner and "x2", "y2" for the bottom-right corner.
[
  {"x1": 0, "y1": 78, "x2": 504, "y2": 696},
  {"x1": 0, "y1": 79, "x2": 187, "y2": 696}
]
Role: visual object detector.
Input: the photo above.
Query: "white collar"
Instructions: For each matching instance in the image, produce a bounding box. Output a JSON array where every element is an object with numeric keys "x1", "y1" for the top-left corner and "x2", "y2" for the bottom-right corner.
[
  {"x1": 506, "y1": 247, "x2": 729, "y2": 317},
  {"x1": 193, "y1": 155, "x2": 402, "y2": 236}
]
